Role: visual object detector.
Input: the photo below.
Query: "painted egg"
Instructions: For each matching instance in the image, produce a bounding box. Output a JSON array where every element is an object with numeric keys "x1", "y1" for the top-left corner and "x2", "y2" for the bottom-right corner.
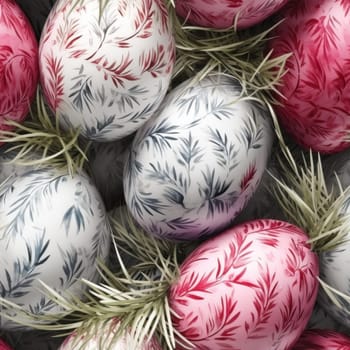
[
  {"x1": 292, "y1": 330, "x2": 350, "y2": 350},
  {"x1": 175, "y1": 0, "x2": 289, "y2": 29},
  {"x1": 0, "y1": 153, "x2": 111, "y2": 330},
  {"x1": 87, "y1": 135, "x2": 133, "y2": 210},
  {"x1": 0, "y1": 339, "x2": 12, "y2": 350},
  {"x1": 59, "y1": 319, "x2": 162, "y2": 350},
  {"x1": 269, "y1": 0, "x2": 350, "y2": 153},
  {"x1": 124, "y1": 74, "x2": 274, "y2": 241},
  {"x1": 0, "y1": 0, "x2": 39, "y2": 134},
  {"x1": 15, "y1": 0, "x2": 56, "y2": 39},
  {"x1": 169, "y1": 219, "x2": 319, "y2": 350},
  {"x1": 39, "y1": 0, "x2": 175, "y2": 142}
]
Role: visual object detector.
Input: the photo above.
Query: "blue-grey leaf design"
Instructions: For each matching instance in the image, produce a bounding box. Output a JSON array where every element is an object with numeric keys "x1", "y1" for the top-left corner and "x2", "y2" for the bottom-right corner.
[
  {"x1": 238, "y1": 106, "x2": 265, "y2": 152},
  {"x1": 146, "y1": 160, "x2": 188, "y2": 191},
  {"x1": 58, "y1": 247, "x2": 84, "y2": 288},
  {"x1": 0, "y1": 176, "x2": 16, "y2": 208},
  {"x1": 177, "y1": 132, "x2": 204, "y2": 184},
  {"x1": 163, "y1": 187, "x2": 185, "y2": 207},
  {"x1": 0, "y1": 232, "x2": 50, "y2": 298},
  {"x1": 198, "y1": 167, "x2": 238, "y2": 217},
  {"x1": 85, "y1": 114, "x2": 116, "y2": 140},
  {"x1": 114, "y1": 85, "x2": 149, "y2": 113},
  {"x1": 140, "y1": 118, "x2": 179, "y2": 155},
  {"x1": 3, "y1": 171, "x2": 67, "y2": 239},
  {"x1": 89, "y1": 219, "x2": 111, "y2": 262},
  {"x1": 28, "y1": 296, "x2": 56, "y2": 315},
  {"x1": 176, "y1": 92, "x2": 203, "y2": 115},
  {"x1": 69, "y1": 65, "x2": 95, "y2": 113},
  {"x1": 164, "y1": 216, "x2": 199, "y2": 231},
  {"x1": 61, "y1": 181, "x2": 93, "y2": 235},
  {"x1": 206, "y1": 97, "x2": 234, "y2": 120},
  {"x1": 130, "y1": 190, "x2": 168, "y2": 219},
  {"x1": 125, "y1": 150, "x2": 143, "y2": 190},
  {"x1": 208, "y1": 127, "x2": 238, "y2": 171}
]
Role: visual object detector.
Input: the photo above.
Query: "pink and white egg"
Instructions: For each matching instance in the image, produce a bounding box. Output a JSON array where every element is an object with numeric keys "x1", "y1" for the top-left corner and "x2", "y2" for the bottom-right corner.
[
  {"x1": 0, "y1": 0, "x2": 39, "y2": 135},
  {"x1": 270, "y1": 0, "x2": 350, "y2": 153},
  {"x1": 39, "y1": 0, "x2": 175, "y2": 141},
  {"x1": 168, "y1": 219, "x2": 319, "y2": 350}
]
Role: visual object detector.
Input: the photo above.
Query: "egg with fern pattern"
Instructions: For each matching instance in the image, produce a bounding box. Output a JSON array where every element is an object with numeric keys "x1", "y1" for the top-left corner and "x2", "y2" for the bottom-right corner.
[
  {"x1": 269, "y1": 0, "x2": 350, "y2": 153},
  {"x1": 169, "y1": 219, "x2": 319, "y2": 349},
  {"x1": 39, "y1": 0, "x2": 175, "y2": 141},
  {"x1": 0, "y1": 152, "x2": 111, "y2": 330},
  {"x1": 124, "y1": 74, "x2": 274, "y2": 241},
  {"x1": 0, "y1": 0, "x2": 39, "y2": 136},
  {"x1": 175, "y1": 0, "x2": 289, "y2": 29}
]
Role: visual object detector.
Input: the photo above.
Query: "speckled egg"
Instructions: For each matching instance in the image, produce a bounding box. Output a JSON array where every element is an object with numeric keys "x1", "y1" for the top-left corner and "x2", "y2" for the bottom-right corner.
[
  {"x1": 169, "y1": 219, "x2": 319, "y2": 349},
  {"x1": 0, "y1": 152, "x2": 111, "y2": 330},
  {"x1": 175, "y1": 0, "x2": 289, "y2": 29},
  {"x1": 39, "y1": 0, "x2": 175, "y2": 141},
  {"x1": 124, "y1": 74, "x2": 274, "y2": 240},
  {"x1": 0, "y1": 0, "x2": 39, "y2": 134}
]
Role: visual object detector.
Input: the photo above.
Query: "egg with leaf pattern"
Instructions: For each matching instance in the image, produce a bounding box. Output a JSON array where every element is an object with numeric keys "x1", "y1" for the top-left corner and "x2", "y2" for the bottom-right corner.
[
  {"x1": 124, "y1": 74, "x2": 274, "y2": 241},
  {"x1": 169, "y1": 219, "x2": 319, "y2": 349},
  {"x1": 0, "y1": 0, "x2": 39, "y2": 135},
  {"x1": 39, "y1": 0, "x2": 175, "y2": 141},
  {"x1": 269, "y1": 0, "x2": 350, "y2": 153},
  {"x1": 175, "y1": 0, "x2": 289, "y2": 29},
  {"x1": 0, "y1": 151, "x2": 111, "y2": 330}
]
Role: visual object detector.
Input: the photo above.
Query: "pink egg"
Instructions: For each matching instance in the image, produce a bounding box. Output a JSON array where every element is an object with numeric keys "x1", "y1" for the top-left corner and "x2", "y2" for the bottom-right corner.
[
  {"x1": 175, "y1": 0, "x2": 289, "y2": 29},
  {"x1": 0, "y1": 0, "x2": 39, "y2": 134},
  {"x1": 269, "y1": 0, "x2": 350, "y2": 153},
  {"x1": 292, "y1": 329, "x2": 350, "y2": 349},
  {"x1": 0, "y1": 339, "x2": 12, "y2": 350},
  {"x1": 169, "y1": 219, "x2": 319, "y2": 350}
]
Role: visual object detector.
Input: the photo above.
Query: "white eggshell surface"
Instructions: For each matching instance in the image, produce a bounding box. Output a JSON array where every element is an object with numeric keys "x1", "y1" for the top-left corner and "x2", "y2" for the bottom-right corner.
[
  {"x1": 0, "y1": 159, "x2": 111, "y2": 330},
  {"x1": 124, "y1": 74, "x2": 274, "y2": 240},
  {"x1": 59, "y1": 319, "x2": 162, "y2": 350},
  {"x1": 39, "y1": 0, "x2": 175, "y2": 141}
]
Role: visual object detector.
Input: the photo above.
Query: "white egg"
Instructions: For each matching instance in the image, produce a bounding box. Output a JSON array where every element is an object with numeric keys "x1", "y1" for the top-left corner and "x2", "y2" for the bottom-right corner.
[
  {"x1": 0, "y1": 153, "x2": 111, "y2": 330},
  {"x1": 124, "y1": 74, "x2": 274, "y2": 240},
  {"x1": 39, "y1": 0, "x2": 175, "y2": 141},
  {"x1": 59, "y1": 319, "x2": 162, "y2": 350}
]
